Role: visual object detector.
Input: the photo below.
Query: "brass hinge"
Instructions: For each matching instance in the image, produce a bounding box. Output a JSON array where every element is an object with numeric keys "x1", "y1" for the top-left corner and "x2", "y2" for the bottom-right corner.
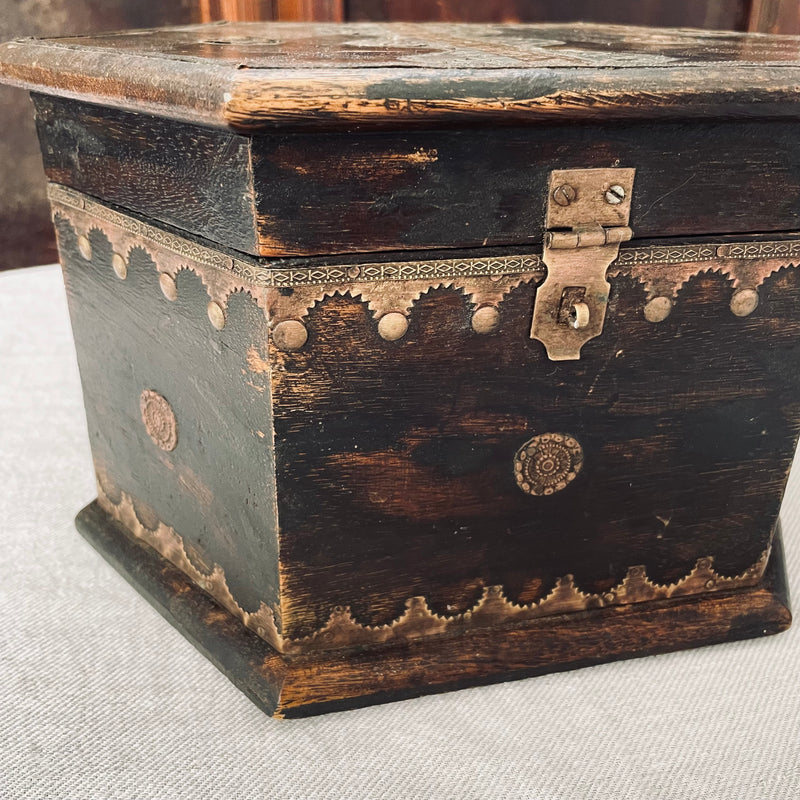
[{"x1": 531, "y1": 168, "x2": 635, "y2": 361}]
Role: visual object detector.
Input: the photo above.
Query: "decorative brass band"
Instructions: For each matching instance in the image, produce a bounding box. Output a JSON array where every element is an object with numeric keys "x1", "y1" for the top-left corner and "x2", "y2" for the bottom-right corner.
[
  {"x1": 50, "y1": 183, "x2": 800, "y2": 333},
  {"x1": 47, "y1": 183, "x2": 542, "y2": 288},
  {"x1": 98, "y1": 486, "x2": 770, "y2": 656}
]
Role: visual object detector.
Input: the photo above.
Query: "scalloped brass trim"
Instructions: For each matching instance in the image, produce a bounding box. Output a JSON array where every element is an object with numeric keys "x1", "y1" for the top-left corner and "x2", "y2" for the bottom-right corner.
[
  {"x1": 50, "y1": 183, "x2": 800, "y2": 334},
  {"x1": 97, "y1": 487, "x2": 770, "y2": 656}
]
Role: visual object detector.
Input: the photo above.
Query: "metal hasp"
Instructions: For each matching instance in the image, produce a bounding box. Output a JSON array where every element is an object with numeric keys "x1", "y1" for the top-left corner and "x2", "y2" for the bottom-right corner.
[{"x1": 531, "y1": 168, "x2": 635, "y2": 360}]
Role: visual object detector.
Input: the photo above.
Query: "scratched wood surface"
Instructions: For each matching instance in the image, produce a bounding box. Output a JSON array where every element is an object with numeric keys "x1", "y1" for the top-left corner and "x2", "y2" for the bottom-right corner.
[
  {"x1": 76, "y1": 500, "x2": 792, "y2": 716},
  {"x1": 7, "y1": 23, "x2": 800, "y2": 133},
  {"x1": 34, "y1": 95, "x2": 800, "y2": 257},
  {"x1": 53, "y1": 209, "x2": 800, "y2": 640}
]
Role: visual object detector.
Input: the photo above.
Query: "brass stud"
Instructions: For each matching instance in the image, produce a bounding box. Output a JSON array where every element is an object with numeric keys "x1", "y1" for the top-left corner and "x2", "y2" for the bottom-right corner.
[
  {"x1": 207, "y1": 301, "x2": 226, "y2": 330},
  {"x1": 377, "y1": 312, "x2": 408, "y2": 341},
  {"x1": 159, "y1": 273, "x2": 178, "y2": 302},
  {"x1": 471, "y1": 305, "x2": 501, "y2": 335},
  {"x1": 77, "y1": 235, "x2": 92, "y2": 261},
  {"x1": 644, "y1": 296, "x2": 672, "y2": 323},
  {"x1": 273, "y1": 319, "x2": 308, "y2": 352},
  {"x1": 112, "y1": 252, "x2": 127, "y2": 280},
  {"x1": 730, "y1": 288, "x2": 759, "y2": 317}
]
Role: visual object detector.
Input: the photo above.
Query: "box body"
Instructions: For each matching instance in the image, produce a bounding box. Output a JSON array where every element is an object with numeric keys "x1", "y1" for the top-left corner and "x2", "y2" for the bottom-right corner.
[{"x1": 4, "y1": 22, "x2": 800, "y2": 713}]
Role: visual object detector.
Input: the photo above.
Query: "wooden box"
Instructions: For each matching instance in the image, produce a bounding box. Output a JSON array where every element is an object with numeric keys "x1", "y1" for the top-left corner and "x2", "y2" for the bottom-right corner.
[{"x1": 2, "y1": 22, "x2": 799, "y2": 717}]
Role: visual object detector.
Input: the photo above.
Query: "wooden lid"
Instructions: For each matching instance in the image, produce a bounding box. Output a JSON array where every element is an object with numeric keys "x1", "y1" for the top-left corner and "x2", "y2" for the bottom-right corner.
[{"x1": 4, "y1": 22, "x2": 800, "y2": 131}]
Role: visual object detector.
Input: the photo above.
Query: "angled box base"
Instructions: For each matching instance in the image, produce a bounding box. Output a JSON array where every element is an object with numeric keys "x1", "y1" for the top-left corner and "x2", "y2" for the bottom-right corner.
[{"x1": 76, "y1": 501, "x2": 792, "y2": 718}]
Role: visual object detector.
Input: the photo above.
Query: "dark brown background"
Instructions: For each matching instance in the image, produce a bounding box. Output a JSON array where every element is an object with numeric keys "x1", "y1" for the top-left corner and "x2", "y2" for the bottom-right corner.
[{"x1": 3, "y1": 0, "x2": 799, "y2": 270}]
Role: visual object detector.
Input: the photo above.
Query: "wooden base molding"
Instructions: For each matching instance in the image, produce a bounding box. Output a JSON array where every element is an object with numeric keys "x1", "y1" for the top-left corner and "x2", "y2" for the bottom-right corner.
[{"x1": 75, "y1": 500, "x2": 792, "y2": 718}]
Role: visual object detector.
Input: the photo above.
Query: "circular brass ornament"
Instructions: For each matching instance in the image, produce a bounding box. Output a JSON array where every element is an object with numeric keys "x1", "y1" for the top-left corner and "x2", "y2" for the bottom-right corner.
[
  {"x1": 159, "y1": 273, "x2": 178, "y2": 301},
  {"x1": 207, "y1": 300, "x2": 226, "y2": 330},
  {"x1": 730, "y1": 288, "x2": 759, "y2": 317},
  {"x1": 112, "y1": 252, "x2": 127, "y2": 280},
  {"x1": 471, "y1": 305, "x2": 501, "y2": 335},
  {"x1": 514, "y1": 433, "x2": 583, "y2": 496},
  {"x1": 140, "y1": 389, "x2": 178, "y2": 451},
  {"x1": 644, "y1": 296, "x2": 673, "y2": 323},
  {"x1": 273, "y1": 319, "x2": 308, "y2": 351},
  {"x1": 77, "y1": 235, "x2": 92, "y2": 261},
  {"x1": 378, "y1": 312, "x2": 409, "y2": 341}
]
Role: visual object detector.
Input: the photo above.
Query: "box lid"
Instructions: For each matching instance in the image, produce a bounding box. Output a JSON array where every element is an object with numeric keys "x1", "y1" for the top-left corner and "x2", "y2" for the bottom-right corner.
[
  {"x1": 7, "y1": 23, "x2": 800, "y2": 259},
  {"x1": 5, "y1": 22, "x2": 800, "y2": 130}
]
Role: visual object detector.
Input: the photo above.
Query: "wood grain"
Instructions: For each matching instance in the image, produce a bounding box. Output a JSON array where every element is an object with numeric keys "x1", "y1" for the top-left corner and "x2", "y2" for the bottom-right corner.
[
  {"x1": 8, "y1": 24, "x2": 800, "y2": 132},
  {"x1": 75, "y1": 500, "x2": 791, "y2": 717},
  {"x1": 37, "y1": 97, "x2": 800, "y2": 257}
]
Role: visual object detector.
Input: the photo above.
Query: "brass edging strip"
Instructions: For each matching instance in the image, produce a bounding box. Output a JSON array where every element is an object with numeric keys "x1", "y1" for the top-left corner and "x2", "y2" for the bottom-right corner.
[
  {"x1": 47, "y1": 183, "x2": 543, "y2": 287},
  {"x1": 99, "y1": 487, "x2": 770, "y2": 656},
  {"x1": 49, "y1": 183, "x2": 800, "y2": 288}
]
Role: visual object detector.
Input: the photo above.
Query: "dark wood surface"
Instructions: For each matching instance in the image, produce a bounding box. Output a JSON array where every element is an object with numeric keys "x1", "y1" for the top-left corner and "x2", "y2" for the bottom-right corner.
[
  {"x1": 8, "y1": 23, "x2": 800, "y2": 133},
  {"x1": 56, "y1": 216, "x2": 281, "y2": 616},
  {"x1": 271, "y1": 268, "x2": 800, "y2": 636},
  {"x1": 75, "y1": 499, "x2": 792, "y2": 717},
  {"x1": 54, "y1": 200, "x2": 800, "y2": 639},
  {"x1": 35, "y1": 95, "x2": 260, "y2": 255},
  {"x1": 36, "y1": 96, "x2": 800, "y2": 257}
]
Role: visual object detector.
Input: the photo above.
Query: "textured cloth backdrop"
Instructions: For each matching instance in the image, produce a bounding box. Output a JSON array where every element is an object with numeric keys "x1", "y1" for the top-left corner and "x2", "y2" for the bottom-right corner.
[{"x1": 1, "y1": 265, "x2": 799, "y2": 800}]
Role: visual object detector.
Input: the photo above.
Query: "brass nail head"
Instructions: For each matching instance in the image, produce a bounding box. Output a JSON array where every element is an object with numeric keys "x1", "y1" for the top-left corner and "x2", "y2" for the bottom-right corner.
[
  {"x1": 77, "y1": 235, "x2": 92, "y2": 261},
  {"x1": 471, "y1": 305, "x2": 501, "y2": 335},
  {"x1": 207, "y1": 301, "x2": 226, "y2": 330},
  {"x1": 378, "y1": 312, "x2": 409, "y2": 341},
  {"x1": 644, "y1": 296, "x2": 672, "y2": 323},
  {"x1": 730, "y1": 288, "x2": 759, "y2": 317},
  {"x1": 112, "y1": 252, "x2": 127, "y2": 280},
  {"x1": 159, "y1": 273, "x2": 178, "y2": 302},
  {"x1": 273, "y1": 319, "x2": 308, "y2": 352}
]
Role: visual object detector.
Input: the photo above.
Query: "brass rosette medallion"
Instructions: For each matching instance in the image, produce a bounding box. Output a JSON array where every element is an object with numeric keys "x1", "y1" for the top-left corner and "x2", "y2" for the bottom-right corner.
[
  {"x1": 140, "y1": 389, "x2": 178, "y2": 451},
  {"x1": 514, "y1": 433, "x2": 583, "y2": 496}
]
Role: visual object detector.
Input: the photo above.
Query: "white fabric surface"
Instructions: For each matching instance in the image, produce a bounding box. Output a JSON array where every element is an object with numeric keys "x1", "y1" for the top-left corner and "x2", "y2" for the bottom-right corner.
[{"x1": 1, "y1": 263, "x2": 799, "y2": 800}]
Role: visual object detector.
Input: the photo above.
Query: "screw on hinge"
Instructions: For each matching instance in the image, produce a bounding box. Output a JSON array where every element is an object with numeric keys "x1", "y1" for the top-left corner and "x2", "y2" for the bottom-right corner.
[
  {"x1": 605, "y1": 184, "x2": 626, "y2": 204},
  {"x1": 552, "y1": 184, "x2": 577, "y2": 206}
]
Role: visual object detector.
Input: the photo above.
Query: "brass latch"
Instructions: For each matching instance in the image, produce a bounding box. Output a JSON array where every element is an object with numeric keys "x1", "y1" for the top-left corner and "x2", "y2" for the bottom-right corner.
[{"x1": 531, "y1": 168, "x2": 635, "y2": 361}]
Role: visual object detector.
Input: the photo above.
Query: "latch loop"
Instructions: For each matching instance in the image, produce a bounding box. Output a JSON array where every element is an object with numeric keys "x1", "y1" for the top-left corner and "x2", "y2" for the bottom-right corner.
[{"x1": 531, "y1": 168, "x2": 635, "y2": 361}]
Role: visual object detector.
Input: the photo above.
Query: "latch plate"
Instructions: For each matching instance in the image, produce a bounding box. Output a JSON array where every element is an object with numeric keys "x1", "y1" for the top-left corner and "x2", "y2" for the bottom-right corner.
[{"x1": 531, "y1": 168, "x2": 635, "y2": 361}]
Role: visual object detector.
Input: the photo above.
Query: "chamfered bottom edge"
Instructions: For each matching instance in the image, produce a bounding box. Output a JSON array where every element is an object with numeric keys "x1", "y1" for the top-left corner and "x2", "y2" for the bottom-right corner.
[{"x1": 75, "y1": 500, "x2": 792, "y2": 718}]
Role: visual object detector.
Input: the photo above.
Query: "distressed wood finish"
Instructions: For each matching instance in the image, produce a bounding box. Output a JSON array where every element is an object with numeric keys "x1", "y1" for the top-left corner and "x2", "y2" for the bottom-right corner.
[
  {"x1": 76, "y1": 501, "x2": 792, "y2": 717},
  {"x1": 4, "y1": 22, "x2": 800, "y2": 716},
  {"x1": 33, "y1": 95, "x2": 800, "y2": 257},
  {"x1": 52, "y1": 192, "x2": 800, "y2": 643},
  {"x1": 8, "y1": 23, "x2": 800, "y2": 133}
]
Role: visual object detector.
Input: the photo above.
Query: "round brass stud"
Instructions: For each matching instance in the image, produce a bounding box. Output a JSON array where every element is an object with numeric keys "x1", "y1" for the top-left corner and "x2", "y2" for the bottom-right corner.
[
  {"x1": 377, "y1": 312, "x2": 409, "y2": 341},
  {"x1": 111, "y1": 252, "x2": 127, "y2": 280},
  {"x1": 159, "y1": 273, "x2": 178, "y2": 302},
  {"x1": 207, "y1": 300, "x2": 226, "y2": 330},
  {"x1": 273, "y1": 319, "x2": 308, "y2": 352},
  {"x1": 730, "y1": 288, "x2": 759, "y2": 317},
  {"x1": 471, "y1": 305, "x2": 501, "y2": 335},
  {"x1": 77, "y1": 235, "x2": 92, "y2": 261},
  {"x1": 644, "y1": 296, "x2": 673, "y2": 323},
  {"x1": 140, "y1": 389, "x2": 178, "y2": 452},
  {"x1": 513, "y1": 433, "x2": 583, "y2": 497}
]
